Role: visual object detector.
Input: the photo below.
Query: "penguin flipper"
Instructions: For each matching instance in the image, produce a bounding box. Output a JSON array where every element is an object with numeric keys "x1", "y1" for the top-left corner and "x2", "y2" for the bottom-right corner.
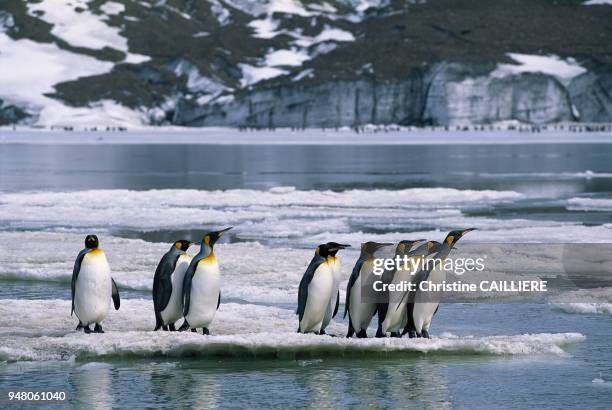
[
  {"x1": 395, "y1": 268, "x2": 428, "y2": 311},
  {"x1": 182, "y1": 256, "x2": 202, "y2": 317},
  {"x1": 111, "y1": 278, "x2": 120, "y2": 310},
  {"x1": 297, "y1": 255, "x2": 325, "y2": 321},
  {"x1": 71, "y1": 248, "x2": 89, "y2": 316},
  {"x1": 217, "y1": 291, "x2": 221, "y2": 310},
  {"x1": 153, "y1": 252, "x2": 180, "y2": 313},
  {"x1": 344, "y1": 259, "x2": 364, "y2": 319},
  {"x1": 332, "y1": 290, "x2": 340, "y2": 318}
]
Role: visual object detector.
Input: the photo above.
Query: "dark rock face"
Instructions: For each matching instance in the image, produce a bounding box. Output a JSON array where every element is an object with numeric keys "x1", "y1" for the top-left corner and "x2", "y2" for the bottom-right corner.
[
  {"x1": 0, "y1": 99, "x2": 29, "y2": 125},
  {"x1": 569, "y1": 66, "x2": 612, "y2": 122},
  {"x1": 173, "y1": 63, "x2": 580, "y2": 127}
]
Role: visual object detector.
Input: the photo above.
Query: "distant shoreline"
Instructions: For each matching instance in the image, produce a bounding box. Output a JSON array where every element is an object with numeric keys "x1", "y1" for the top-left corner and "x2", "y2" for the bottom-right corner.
[{"x1": 1, "y1": 127, "x2": 612, "y2": 145}]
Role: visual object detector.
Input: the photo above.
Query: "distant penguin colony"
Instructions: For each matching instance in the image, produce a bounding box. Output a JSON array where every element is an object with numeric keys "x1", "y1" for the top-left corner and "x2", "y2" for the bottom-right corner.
[{"x1": 70, "y1": 227, "x2": 475, "y2": 339}]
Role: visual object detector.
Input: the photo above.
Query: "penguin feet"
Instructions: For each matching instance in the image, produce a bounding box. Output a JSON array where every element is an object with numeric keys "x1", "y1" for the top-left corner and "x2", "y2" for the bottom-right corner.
[
  {"x1": 202, "y1": 328, "x2": 210, "y2": 336},
  {"x1": 83, "y1": 325, "x2": 92, "y2": 334},
  {"x1": 391, "y1": 332, "x2": 401, "y2": 338},
  {"x1": 422, "y1": 330, "x2": 430, "y2": 339},
  {"x1": 178, "y1": 321, "x2": 190, "y2": 332},
  {"x1": 415, "y1": 332, "x2": 422, "y2": 338},
  {"x1": 357, "y1": 329, "x2": 368, "y2": 339},
  {"x1": 94, "y1": 323, "x2": 104, "y2": 333},
  {"x1": 75, "y1": 322, "x2": 84, "y2": 331},
  {"x1": 408, "y1": 331, "x2": 416, "y2": 339},
  {"x1": 375, "y1": 327, "x2": 385, "y2": 338},
  {"x1": 162, "y1": 325, "x2": 169, "y2": 331},
  {"x1": 319, "y1": 329, "x2": 326, "y2": 336},
  {"x1": 169, "y1": 323, "x2": 176, "y2": 332},
  {"x1": 191, "y1": 328, "x2": 197, "y2": 333}
]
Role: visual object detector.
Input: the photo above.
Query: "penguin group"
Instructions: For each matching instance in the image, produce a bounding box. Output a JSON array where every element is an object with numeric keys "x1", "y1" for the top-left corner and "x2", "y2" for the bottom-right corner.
[
  {"x1": 70, "y1": 226, "x2": 473, "y2": 340},
  {"x1": 71, "y1": 228, "x2": 231, "y2": 335},
  {"x1": 297, "y1": 228, "x2": 475, "y2": 338}
]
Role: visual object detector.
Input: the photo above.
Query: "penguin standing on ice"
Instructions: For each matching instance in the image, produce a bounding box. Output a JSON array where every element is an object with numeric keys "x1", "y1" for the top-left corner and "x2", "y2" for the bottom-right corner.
[
  {"x1": 411, "y1": 228, "x2": 475, "y2": 338},
  {"x1": 153, "y1": 240, "x2": 194, "y2": 331},
  {"x1": 297, "y1": 243, "x2": 349, "y2": 334},
  {"x1": 320, "y1": 242, "x2": 350, "y2": 335},
  {"x1": 71, "y1": 235, "x2": 120, "y2": 333},
  {"x1": 345, "y1": 242, "x2": 393, "y2": 338},
  {"x1": 375, "y1": 239, "x2": 439, "y2": 338},
  {"x1": 401, "y1": 241, "x2": 442, "y2": 337},
  {"x1": 180, "y1": 227, "x2": 232, "y2": 335}
]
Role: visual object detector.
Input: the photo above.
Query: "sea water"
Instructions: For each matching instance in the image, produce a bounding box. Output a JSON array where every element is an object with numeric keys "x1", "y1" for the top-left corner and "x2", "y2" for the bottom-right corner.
[{"x1": 1, "y1": 130, "x2": 611, "y2": 408}]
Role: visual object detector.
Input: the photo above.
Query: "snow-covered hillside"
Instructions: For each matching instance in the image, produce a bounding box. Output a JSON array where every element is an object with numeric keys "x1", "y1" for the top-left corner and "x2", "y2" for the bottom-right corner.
[{"x1": 0, "y1": 0, "x2": 611, "y2": 128}]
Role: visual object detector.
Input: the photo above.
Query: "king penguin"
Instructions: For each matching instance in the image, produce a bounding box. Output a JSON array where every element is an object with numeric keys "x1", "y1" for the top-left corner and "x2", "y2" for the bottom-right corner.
[
  {"x1": 375, "y1": 239, "x2": 438, "y2": 338},
  {"x1": 71, "y1": 235, "x2": 120, "y2": 333},
  {"x1": 411, "y1": 228, "x2": 475, "y2": 338},
  {"x1": 345, "y1": 241, "x2": 393, "y2": 338},
  {"x1": 401, "y1": 241, "x2": 442, "y2": 337},
  {"x1": 153, "y1": 239, "x2": 194, "y2": 331},
  {"x1": 297, "y1": 243, "x2": 349, "y2": 334},
  {"x1": 320, "y1": 242, "x2": 350, "y2": 335},
  {"x1": 180, "y1": 227, "x2": 232, "y2": 335}
]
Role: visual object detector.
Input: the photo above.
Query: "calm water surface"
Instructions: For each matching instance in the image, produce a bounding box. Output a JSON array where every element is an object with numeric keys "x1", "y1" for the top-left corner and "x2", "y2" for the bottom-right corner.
[{"x1": 1, "y1": 134, "x2": 612, "y2": 409}]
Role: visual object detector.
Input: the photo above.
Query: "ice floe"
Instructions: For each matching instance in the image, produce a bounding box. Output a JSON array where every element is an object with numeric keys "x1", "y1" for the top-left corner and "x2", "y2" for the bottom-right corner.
[{"x1": 0, "y1": 299, "x2": 585, "y2": 362}]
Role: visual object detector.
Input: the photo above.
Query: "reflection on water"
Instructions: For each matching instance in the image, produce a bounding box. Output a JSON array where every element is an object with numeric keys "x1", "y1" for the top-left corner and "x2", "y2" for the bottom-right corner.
[
  {"x1": 71, "y1": 363, "x2": 113, "y2": 410},
  {"x1": 2, "y1": 143, "x2": 612, "y2": 193},
  {"x1": 2, "y1": 298, "x2": 612, "y2": 409},
  {"x1": 16, "y1": 358, "x2": 453, "y2": 408}
]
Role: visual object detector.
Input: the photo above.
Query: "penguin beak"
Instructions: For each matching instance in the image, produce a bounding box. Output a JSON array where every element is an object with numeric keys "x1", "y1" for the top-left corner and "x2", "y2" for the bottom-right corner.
[
  {"x1": 460, "y1": 228, "x2": 476, "y2": 236},
  {"x1": 328, "y1": 244, "x2": 350, "y2": 253},
  {"x1": 217, "y1": 227, "x2": 233, "y2": 236}
]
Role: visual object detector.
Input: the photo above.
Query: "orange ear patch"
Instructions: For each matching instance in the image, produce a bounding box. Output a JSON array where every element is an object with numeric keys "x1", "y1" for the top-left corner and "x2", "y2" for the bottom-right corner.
[{"x1": 446, "y1": 236, "x2": 454, "y2": 246}]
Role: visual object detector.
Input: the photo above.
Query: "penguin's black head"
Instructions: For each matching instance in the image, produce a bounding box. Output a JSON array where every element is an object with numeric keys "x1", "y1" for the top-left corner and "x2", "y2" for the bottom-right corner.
[
  {"x1": 174, "y1": 239, "x2": 193, "y2": 252},
  {"x1": 315, "y1": 243, "x2": 331, "y2": 258},
  {"x1": 427, "y1": 240, "x2": 442, "y2": 255},
  {"x1": 396, "y1": 239, "x2": 426, "y2": 254},
  {"x1": 444, "y1": 228, "x2": 476, "y2": 248},
  {"x1": 361, "y1": 241, "x2": 393, "y2": 255},
  {"x1": 202, "y1": 227, "x2": 232, "y2": 248},
  {"x1": 85, "y1": 234, "x2": 99, "y2": 249},
  {"x1": 325, "y1": 242, "x2": 351, "y2": 256}
]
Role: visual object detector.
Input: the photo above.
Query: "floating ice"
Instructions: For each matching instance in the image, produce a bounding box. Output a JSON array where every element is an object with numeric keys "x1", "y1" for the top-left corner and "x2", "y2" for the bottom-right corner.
[
  {"x1": 567, "y1": 197, "x2": 612, "y2": 212},
  {"x1": 0, "y1": 299, "x2": 585, "y2": 362},
  {"x1": 552, "y1": 288, "x2": 612, "y2": 316},
  {"x1": 0, "y1": 187, "x2": 522, "y2": 232}
]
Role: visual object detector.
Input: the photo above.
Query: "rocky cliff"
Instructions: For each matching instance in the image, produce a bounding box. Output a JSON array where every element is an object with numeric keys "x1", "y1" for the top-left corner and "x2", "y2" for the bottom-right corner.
[
  {"x1": 1, "y1": 0, "x2": 611, "y2": 128},
  {"x1": 173, "y1": 62, "x2": 597, "y2": 127}
]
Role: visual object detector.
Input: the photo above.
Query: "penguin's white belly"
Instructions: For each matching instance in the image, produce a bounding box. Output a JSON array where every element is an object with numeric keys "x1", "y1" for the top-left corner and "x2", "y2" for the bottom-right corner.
[
  {"x1": 300, "y1": 264, "x2": 333, "y2": 333},
  {"x1": 349, "y1": 272, "x2": 377, "y2": 331},
  {"x1": 161, "y1": 255, "x2": 191, "y2": 325},
  {"x1": 382, "y1": 269, "x2": 413, "y2": 333},
  {"x1": 321, "y1": 261, "x2": 341, "y2": 330},
  {"x1": 185, "y1": 260, "x2": 220, "y2": 328},
  {"x1": 74, "y1": 251, "x2": 111, "y2": 325},
  {"x1": 413, "y1": 267, "x2": 445, "y2": 333}
]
